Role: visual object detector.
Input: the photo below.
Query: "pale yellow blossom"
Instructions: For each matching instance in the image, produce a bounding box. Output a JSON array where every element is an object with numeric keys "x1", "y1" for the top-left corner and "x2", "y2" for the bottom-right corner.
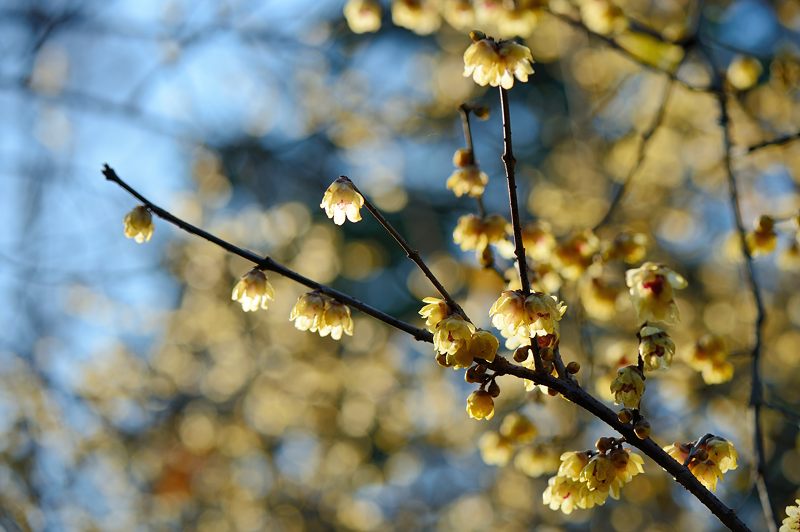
[
  {"x1": 231, "y1": 269, "x2": 275, "y2": 312},
  {"x1": 625, "y1": 262, "x2": 687, "y2": 324},
  {"x1": 320, "y1": 177, "x2": 364, "y2": 225},
  {"x1": 123, "y1": 205, "x2": 154, "y2": 243},
  {"x1": 463, "y1": 35, "x2": 534, "y2": 89},
  {"x1": 344, "y1": 0, "x2": 382, "y2": 34}
]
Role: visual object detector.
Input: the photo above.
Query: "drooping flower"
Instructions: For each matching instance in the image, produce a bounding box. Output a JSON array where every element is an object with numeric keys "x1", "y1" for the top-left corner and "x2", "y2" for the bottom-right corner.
[
  {"x1": 442, "y1": 0, "x2": 475, "y2": 31},
  {"x1": 580, "y1": 453, "x2": 617, "y2": 492},
  {"x1": 478, "y1": 432, "x2": 514, "y2": 465},
  {"x1": 558, "y1": 451, "x2": 591, "y2": 481},
  {"x1": 463, "y1": 33, "x2": 534, "y2": 89},
  {"x1": 499, "y1": 413, "x2": 537, "y2": 443},
  {"x1": 705, "y1": 437, "x2": 738, "y2": 473},
  {"x1": 453, "y1": 214, "x2": 508, "y2": 254},
  {"x1": 525, "y1": 292, "x2": 568, "y2": 337},
  {"x1": 664, "y1": 442, "x2": 691, "y2": 464},
  {"x1": 434, "y1": 316, "x2": 475, "y2": 355},
  {"x1": 123, "y1": 205, "x2": 154, "y2": 243},
  {"x1": 343, "y1": 0, "x2": 382, "y2": 34},
  {"x1": 673, "y1": 435, "x2": 739, "y2": 491},
  {"x1": 320, "y1": 177, "x2": 364, "y2": 225},
  {"x1": 318, "y1": 299, "x2": 354, "y2": 340},
  {"x1": 490, "y1": 290, "x2": 529, "y2": 337},
  {"x1": 553, "y1": 230, "x2": 600, "y2": 280},
  {"x1": 542, "y1": 475, "x2": 585, "y2": 514},
  {"x1": 625, "y1": 262, "x2": 687, "y2": 324},
  {"x1": 638, "y1": 325, "x2": 675, "y2": 371},
  {"x1": 727, "y1": 55, "x2": 762, "y2": 91},
  {"x1": 515, "y1": 445, "x2": 560, "y2": 478},
  {"x1": 232, "y1": 269, "x2": 275, "y2": 312},
  {"x1": 745, "y1": 215, "x2": 777, "y2": 256},
  {"x1": 447, "y1": 166, "x2": 489, "y2": 198},
  {"x1": 392, "y1": 0, "x2": 441, "y2": 35},
  {"x1": 689, "y1": 459, "x2": 724, "y2": 491},
  {"x1": 780, "y1": 499, "x2": 800, "y2": 532},
  {"x1": 419, "y1": 297, "x2": 451, "y2": 331},
  {"x1": 466, "y1": 390, "x2": 495, "y2": 420},
  {"x1": 610, "y1": 366, "x2": 645, "y2": 408},
  {"x1": 289, "y1": 291, "x2": 328, "y2": 333},
  {"x1": 608, "y1": 448, "x2": 645, "y2": 487},
  {"x1": 469, "y1": 329, "x2": 499, "y2": 363},
  {"x1": 688, "y1": 334, "x2": 734, "y2": 385}
]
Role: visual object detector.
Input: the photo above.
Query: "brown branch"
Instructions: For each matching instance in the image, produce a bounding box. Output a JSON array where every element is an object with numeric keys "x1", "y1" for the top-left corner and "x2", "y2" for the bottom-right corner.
[
  {"x1": 746, "y1": 131, "x2": 800, "y2": 154},
  {"x1": 103, "y1": 163, "x2": 750, "y2": 532},
  {"x1": 593, "y1": 78, "x2": 675, "y2": 231},
  {"x1": 335, "y1": 176, "x2": 470, "y2": 322},
  {"x1": 457, "y1": 105, "x2": 488, "y2": 218},
  {"x1": 499, "y1": 87, "x2": 531, "y2": 296},
  {"x1": 716, "y1": 92, "x2": 778, "y2": 532},
  {"x1": 102, "y1": 165, "x2": 433, "y2": 342}
]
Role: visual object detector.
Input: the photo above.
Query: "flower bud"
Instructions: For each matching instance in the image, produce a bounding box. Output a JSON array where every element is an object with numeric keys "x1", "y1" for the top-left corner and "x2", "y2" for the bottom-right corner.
[
  {"x1": 452, "y1": 148, "x2": 474, "y2": 167},
  {"x1": 595, "y1": 437, "x2": 614, "y2": 453},
  {"x1": 633, "y1": 419, "x2": 651, "y2": 440},
  {"x1": 566, "y1": 361, "x2": 581, "y2": 374},
  {"x1": 513, "y1": 346, "x2": 530, "y2": 362},
  {"x1": 617, "y1": 408, "x2": 633, "y2": 424},
  {"x1": 487, "y1": 379, "x2": 501, "y2": 398}
]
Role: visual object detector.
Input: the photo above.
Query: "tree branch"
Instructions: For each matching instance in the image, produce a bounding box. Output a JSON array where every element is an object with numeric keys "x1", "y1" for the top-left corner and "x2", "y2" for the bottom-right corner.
[
  {"x1": 715, "y1": 93, "x2": 778, "y2": 532},
  {"x1": 499, "y1": 87, "x2": 531, "y2": 296},
  {"x1": 745, "y1": 131, "x2": 800, "y2": 154},
  {"x1": 102, "y1": 164, "x2": 433, "y2": 342}
]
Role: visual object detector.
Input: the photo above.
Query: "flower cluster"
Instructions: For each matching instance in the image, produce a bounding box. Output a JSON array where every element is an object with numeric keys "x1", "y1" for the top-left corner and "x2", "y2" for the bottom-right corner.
[
  {"x1": 453, "y1": 214, "x2": 508, "y2": 255},
  {"x1": 123, "y1": 205, "x2": 154, "y2": 244},
  {"x1": 231, "y1": 269, "x2": 275, "y2": 312},
  {"x1": 447, "y1": 148, "x2": 488, "y2": 198},
  {"x1": 463, "y1": 32, "x2": 534, "y2": 89},
  {"x1": 320, "y1": 177, "x2": 364, "y2": 226},
  {"x1": 543, "y1": 442, "x2": 644, "y2": 514},
  {"x1": 625, "y1": 262, "x2": 687, "y2": 325},
  {"x1": 687, "y1": 334, "x2": 734, "y2": 384},
  {"x1": 781, "y1": 499, "x2": 800, "y2": 532},
  {"x1": 489, "y1": 290, "x2": 567, "y2": 349},
  {"x1": 290, "y1": 291, "x2": 354, "y2": 340},
  {"x1": 422, "y1": 298, "x2": 499, "y2": 369},
  {"x1": 664, "y1": 436, "x2": 738, "y2": 491}
]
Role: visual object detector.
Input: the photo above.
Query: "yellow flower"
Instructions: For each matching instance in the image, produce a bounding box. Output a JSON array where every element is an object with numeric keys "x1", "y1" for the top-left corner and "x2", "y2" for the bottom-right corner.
[
  {"x1": 123, "y1": 205, "x2": 154, "y2": 243},
  {"x1": 625, "y1": 262, "x2": 687, "y2": 324},
  {"x1": 289, "y1": 291, "x2": 327, "y2": 333},
  {"x1": 392, "y1": 0, "x2": 441, "y2": 35},
  {"x1": 553, "y1": 230, "x2": 600, "y2": 280},
  {"x1": 542, "y1": 475, "x2": 583, "y2": 514},
  {"x1": 479, "y1": 432, "x2": 514, "y2": 465},
  {"x1": 419, "y1": 297, "x2": 451, "y2": 331},
  {"x1": 745, "y1": 215, "x2": 777, "y2": 256},
  {"x1": 580, "y1": 0, "x2": 628, "y2": 36},
  {"x1": 434, "y1": 316, "x2": 475, "y2": 355},
  {"x1": 496, "y1": 5, "x2": 540, "y2": 38},
  {"x1": 558, "y1": 451, "x2": 591, "y2": 480},
  {"x1": 463, "y1": 35, "x2": 534, "y2": 89},
  {"x1": 497, "y1": 221, "x2": 556, "y2": 262},
  {"x1": 319, "y1": 300, "x2": 354, "y2": 340},
  {"x1": 343, "y1": 0, "x2": 382, "y2": 34},
  {"x1": 320, "y1": 177, "x2": 364, "y2": 225},
  {"x1": 453, "y1": 214, "x2": 508, "y2": 253},
  {"x1": 580, "y1": 453, "x2": 617, "y2": 492},
  {"x1": 490, "y1": 290, "x2": 528, "y2": 337},
  {"x1": 447, "y1": 166, "x2": 488, "y2": 198},
  {"x1": 664, "y1": 441, "x2": 691, "y2": 464},
  {"x1": 579, "y1": 268, "x2": 622, "y2": 322},
  {"x1": 469, "y1": 329, "x2": 499, "y2": 363},
  {"x1": 608, "y1": 448, "x2": 645, "y2": 486},
  {"x1": 638, "y1": 325, "x2": 675, "y2": 371},
  {"x1": 689, "y1": 459, "x2": 723, "y2": 491},
  {"x1": 515, "y1": 446, "x2": 560, "y2": 478},
  {"x1": 499, "y1": 413, "x2": 537, "y2": 443},
  {"x1": 705, "y1": 437, "x2": 738, "y2": 473},
  {"x1": 702, "y1": 359, "x2": 735, "y2": 385},
  {"x1": 231, "y1": 269, "x2": 275, "y2": 312},
  {"x1": 780, "y1": 499, "x2": 800, "y2": 532},
  {"x1": 727, "y1": 55, "x2": 762, "y2": 91},
  {"x1": 604, "y1": 230, "x2": 648, "y2": 264},
  {"x1": 525, "y1": 292, "x2": 568, "y2": 337},
  {"x1": 688, "y1": 334, "x2": 734, "y2": 385},
  {"x1": 466, "y1": 390, "x2": 495, "y2": 420},
  {"x1": 610, "y1": 366, "x2": 645, "y2": 408}
]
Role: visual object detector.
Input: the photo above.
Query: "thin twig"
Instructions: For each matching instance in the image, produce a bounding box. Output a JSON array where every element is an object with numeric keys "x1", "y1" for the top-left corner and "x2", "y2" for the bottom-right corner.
[
  {"x1": 102, "y1": 165, "x2": 433, "y2": 342},
  {"x1": 499, "y1": 87, "x2": 531, "y2": 296},
  {"x1": 716, "y1": 92, "x2": 778, "y2": 532},
  {"x1": 102, "y1": 164, "x2": 750, "y2": 532},
  {"x1": 457, "y1": 106, "x2": 488, "y2": 219},
  {"x1": 746, "y1": 131, "x2": 800, "y2": 154},
  {"x1": 593, "y1": 79, "x2": 675, "y2": 231},
  {"x1": 340, "y1": 176, "x2": 470, "y2": 322}
]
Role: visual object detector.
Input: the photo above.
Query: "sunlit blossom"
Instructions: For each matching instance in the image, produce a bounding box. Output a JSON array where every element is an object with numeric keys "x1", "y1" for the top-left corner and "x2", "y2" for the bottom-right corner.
[
  {"x1": 320, "y1": 177, "x2": 364, "y2": 225},
  {"x1": 463, "y1": 34, "x2": 534, "y2": 89},
  {"x1": 123, "y1": 205, "x2": 154, "y2": 243},
  {"x1": 231, "y1": 269, "x2": 275, "y2": 312}
]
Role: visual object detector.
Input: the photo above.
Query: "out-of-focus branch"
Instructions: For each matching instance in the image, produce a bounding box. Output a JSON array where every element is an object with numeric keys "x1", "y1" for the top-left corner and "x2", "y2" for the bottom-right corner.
[
  {"x1": 499, "y1": 87, "x2": 531, "y2": 296},
  {"x1": 103, "y1": 164, "x2": 751, "y2": 532},
  {"x1": 343, "y1": 177, "x2": 470, "y2": 322},
  {"x1": 593, "y1": 79, "x2": 675, "y2": 231},
  {"x1": 102, "y1": 165, "x2": 433, "y2": 342},
  {"x1": 746, "y1": 131, "x2": 800, "y2": 154},
  {"x1": 715, "y1": 92, "x2": 779, "y2": 532}
]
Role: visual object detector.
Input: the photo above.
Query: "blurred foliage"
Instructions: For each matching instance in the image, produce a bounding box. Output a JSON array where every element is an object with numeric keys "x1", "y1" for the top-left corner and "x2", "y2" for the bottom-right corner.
[{"x1": 1, "y1": 0, "x2": 799, "y2": 530}]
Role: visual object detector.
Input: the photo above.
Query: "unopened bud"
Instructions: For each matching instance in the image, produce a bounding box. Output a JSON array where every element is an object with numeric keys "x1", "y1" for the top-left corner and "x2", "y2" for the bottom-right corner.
[
  {"x1": 487, "y1": 379, "x2": 501, "y2": 398},
  {"x1": 513, "y1": 346, "x2": 530, "y2": 363},
  {"x1": 469, "y1": 30, "x2": 486, "y2": 42},
  {"x1": 465, "y1": 366, "x2": 482, "y2": 383},
  {"x1": 479, "y1": 246, "x2": 494, "y2": 268},
  {"x1": 540, "y1": 348, "x2": 555, "y2": 362},
  {"x1": 617, "y1": 409, "x2": 633, "y2": 424},
  {"x1": 694, "y1": 449, "x2": 709, "y2": 462},
  {"x1": 453, "y1": 148, "x2": 474, "y2": 168},
  {"x1": 595, "y1": 437, "x2": 613, "y2": 453},
  {"x1": 633, "y1": 419, "x2": 651, "y2": 440},
  {"x1": 566, "y1": 361, "x2": 580, "y2": 374},
  {"x1": 547, "y1": 387, "x2": 559, "y2": 396},
  {"x1": 436, "y1": 353, "x2": 451, "y2": 367},
  {"x1": 473, "y1": 106, "x2": 490, "y2": 120}
]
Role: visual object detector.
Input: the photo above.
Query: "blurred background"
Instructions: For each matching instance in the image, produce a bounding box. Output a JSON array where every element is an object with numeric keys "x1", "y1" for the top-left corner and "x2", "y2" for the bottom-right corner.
[{"x1": 0, "y1": 0, "x2": 799, "y2": 530}]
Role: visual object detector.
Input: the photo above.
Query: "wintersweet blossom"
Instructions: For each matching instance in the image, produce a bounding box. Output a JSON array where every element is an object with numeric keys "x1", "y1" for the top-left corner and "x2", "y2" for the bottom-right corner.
[
  {"x1": 689, "y1": 334, "x2": 734, "y2": 385},
  {"x1": 469, "y1": 329, "x2": 499, "y2": 363},
  {"x1": 343, "y1": 0, "x2": 382, "y2": 34},
  {"x1": 442, "y1": 0, "x2": 475, "y2": 32},
  {"x1": 553, "y1": 230, "x2": 600, "y2": 280},
  {"x1": 638, "y1": 325, "x2": 675, "y2": 371},
  {"x1": 453, "y1": 214, "x2": 508, "y2": 253},
  {"x1": 478, "y1": 432, "x2": 513, "y2": 465},
  {"x1": 433, "y1": 316, "x2": 475, "y2": 356},
  {"x1": 392, "y1": 0, "x2": 441, "y2": 35},
  {"x1": 318, "y1": 299, "x2": 354, "y2": 340},
  {"x1": 745, "y1": 215, "x2": 777, "y2": 256},
  {"x1": 625, "y1": 262, "x2": 687, "y2": 324},
  {"x1": 289, "y1": 291, "x2": 327, "y2": 333},
  {"x1": 490, "y1": 290, "x2": 567, "y2": 340},
  {"x1": 123, "y1": 206, "x2": 154, "y2": 243},
  {"x1": 669, "y1": 436, "x2": 739, "y2": 491},
  {"x1": 466, "y1": 390, "x2": 495, "y2": 420},
  {"x1": 463, "y1": 33, "x2": 534, "y2": 89},
  {"x1": 514, "y1": 446, "x2": 560, "y2": 478},
  {"x1": 542, "y1": 475, "x2": 604, "y2": 514},
  {"x1": 447, "y1": 166, "x2": 488, "y2": 198},
  {"x1": 419, "y1": 297, "x2": 451, "y2": 331},
  {"x1": 580, "y1": 0, "x2": 628, "y2": 36},
  {"x1": 558, "y1": 451, "x2": 591, "y2": 480},
  {"x1": 580, "y1": 453, "x2": 616, "y2": 492},
  {"x1": 705, "y1": 437, "x2": 738, "y2": 473},
  {"x1": 780, "y1": 499, "x2": 800, "y2": 532},
  {"x1": 320, "y1": 177, "x2": 364, "y2": 225},
  {"x1": 499, "y1": 413, "x2": 537, "y2": 443},
  {"x1": 610, "y1": 366, "x2": 645, "y2": 408},
  {"x1": 231, "y1": 269, "x2": 275, "y2": 312}
]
